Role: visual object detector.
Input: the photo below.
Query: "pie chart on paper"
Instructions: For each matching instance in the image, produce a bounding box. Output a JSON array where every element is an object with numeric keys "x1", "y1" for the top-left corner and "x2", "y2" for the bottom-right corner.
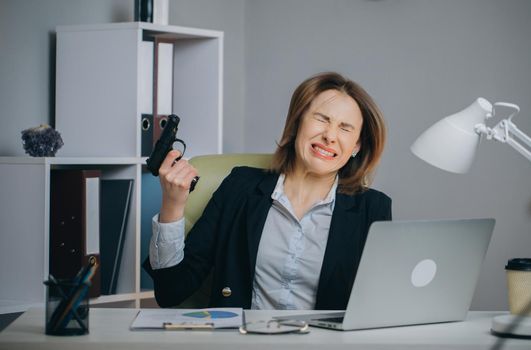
[{"x1": 183, "y1": 310, "x2": 239, "y2": 319}]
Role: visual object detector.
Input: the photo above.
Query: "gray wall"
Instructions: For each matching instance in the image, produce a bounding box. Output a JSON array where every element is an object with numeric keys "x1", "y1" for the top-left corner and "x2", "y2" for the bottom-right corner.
[
  {"x1": 1, "y1": 0, "x2": 530, "y2": 310},
  {"x1": 0, "y1": 0, "x2": 245, "y2": 154},
  {"x1": 0, "y1": 0, "x2": 130, "y2": 155},
  {"x1": 244, "y1": 0, "x2": 531, "y2": 310},
  {"x1": 167, "y1": 0, "x2": 246, "y2": 152}
]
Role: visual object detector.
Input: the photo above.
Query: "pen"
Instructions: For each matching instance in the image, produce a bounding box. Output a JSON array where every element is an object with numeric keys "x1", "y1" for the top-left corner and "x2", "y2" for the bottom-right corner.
[{"x1": 73, "y1": 255, "x2": 97, "y2": 284}]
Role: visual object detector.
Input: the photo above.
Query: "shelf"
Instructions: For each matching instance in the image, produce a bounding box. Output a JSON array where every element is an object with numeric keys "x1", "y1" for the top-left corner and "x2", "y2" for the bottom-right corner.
[
  {"x1": 138, "y1": 291, "x2": 155, "y2": 300},
  {"x1": 88, "y1": 291, "x2": 154, "y2": 306},
  {"x1": 0, "y1": 156, "x2": 143, "y2": 165},
  {"x1": 57, "y1": 22, "x2": 223, "y2": 39},
  {"x1": 0, "y1": 22, "x2": 223, "y2": 314},
  {"x1": 90, "y1": 292, "x2": 143, "y2": 305}
]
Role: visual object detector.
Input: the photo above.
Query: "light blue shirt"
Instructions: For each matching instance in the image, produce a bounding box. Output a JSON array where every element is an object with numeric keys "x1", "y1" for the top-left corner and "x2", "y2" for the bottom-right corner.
[
  {"x1": 149, "y1": 214, "x2": 185, "y2": 270},
  {"x1": 251, "y1": 174, "x2": 337, "y2": 309},
  {"x1": 149, "y1": 174, "x2": 337, "y2": 310}
]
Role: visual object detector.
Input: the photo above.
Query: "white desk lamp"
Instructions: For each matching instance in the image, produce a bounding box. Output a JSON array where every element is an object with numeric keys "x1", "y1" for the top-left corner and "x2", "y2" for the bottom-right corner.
[
  {"x1": 411, "y1": 98, "x2": 531, "y2": 339},
  {"x1": 411, "y1": 97, "x2": 531, "y2": 173}
]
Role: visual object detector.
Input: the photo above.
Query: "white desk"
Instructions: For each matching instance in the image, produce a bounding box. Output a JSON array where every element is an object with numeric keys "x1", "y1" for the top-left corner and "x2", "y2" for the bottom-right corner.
[{"x1": 0, "y1": 308, "x2": 529, "y2": 350}]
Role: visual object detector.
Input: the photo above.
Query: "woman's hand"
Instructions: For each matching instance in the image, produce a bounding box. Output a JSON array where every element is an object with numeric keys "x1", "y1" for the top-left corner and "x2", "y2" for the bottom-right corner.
[{"x1": 158, "y1": 150, "x2": 199, "y2": 223}]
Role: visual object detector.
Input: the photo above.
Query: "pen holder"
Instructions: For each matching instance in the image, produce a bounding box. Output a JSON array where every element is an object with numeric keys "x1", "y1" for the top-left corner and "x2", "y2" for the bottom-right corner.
[{"x1": 44, "y1": 279, "x2": 90, "y2": 335}]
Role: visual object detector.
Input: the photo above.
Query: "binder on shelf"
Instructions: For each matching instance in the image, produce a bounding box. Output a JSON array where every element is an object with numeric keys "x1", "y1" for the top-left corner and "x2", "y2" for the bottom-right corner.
[
  {"x1": 141, "y1": 114, "x2": 154, "y2": 156},
  {"x1": 155, "y1": 41, "x2": 173, "y2": 116},
  {"x1": 140, "y1": 39, "x2": 154, "y2": 156},
  {"x1": 153, "y1": 114, "x2": 169, "y2": 143},
  {"x1": 152, "y1": 36, "x2": 174, "y2": 144},
  {"x1": 139, "y1": 40, "x2": 154, "y2": 115},
  {"x1": 50, "y1": 170, "x2": 102, "y2": 298},
  {"x1": 99, "y1": 179, "x2": 134, "y2": 295}
]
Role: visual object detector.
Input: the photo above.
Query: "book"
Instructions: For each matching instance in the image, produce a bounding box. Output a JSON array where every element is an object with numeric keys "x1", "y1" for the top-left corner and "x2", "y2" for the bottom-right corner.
[
  {"x1": 99, "y1": 179, "x2": 134, "y2": 295},
  {"x1": 50, "y1": 169, "x2": 102, "y2": 298}
]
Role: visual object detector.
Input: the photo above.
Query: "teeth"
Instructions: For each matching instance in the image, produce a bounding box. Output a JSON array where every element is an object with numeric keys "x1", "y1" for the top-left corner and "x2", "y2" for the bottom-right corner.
[{"x1": 314, "y1": 145, "x2": 334, "y2": 157}]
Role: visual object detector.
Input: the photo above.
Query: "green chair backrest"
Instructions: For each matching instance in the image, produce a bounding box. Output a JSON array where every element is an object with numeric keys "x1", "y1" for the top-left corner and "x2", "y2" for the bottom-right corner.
[
  {"x1": 184, "y1": 153, "x2": 273, "y2": 234},
  {"x1": 177, "y1": 153, "x2": 272, "y2": 308}
]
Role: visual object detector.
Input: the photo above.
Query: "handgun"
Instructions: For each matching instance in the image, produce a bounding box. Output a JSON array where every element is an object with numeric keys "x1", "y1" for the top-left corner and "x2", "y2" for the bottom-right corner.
[{"x1": 146, "y1": 114, "x2": 199, "y2": 191}]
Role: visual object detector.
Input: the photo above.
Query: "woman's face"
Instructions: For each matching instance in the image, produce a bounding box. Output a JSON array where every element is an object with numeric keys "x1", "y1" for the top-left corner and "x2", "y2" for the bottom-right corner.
[{"x1": 294, "y1": 89, "x2": 363, "y2": 178}]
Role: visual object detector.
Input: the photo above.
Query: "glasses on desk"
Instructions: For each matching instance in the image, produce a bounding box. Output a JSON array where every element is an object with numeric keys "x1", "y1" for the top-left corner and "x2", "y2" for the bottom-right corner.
[{"x1": 239, "y1": 319, "x2": 310, "y2": 335}]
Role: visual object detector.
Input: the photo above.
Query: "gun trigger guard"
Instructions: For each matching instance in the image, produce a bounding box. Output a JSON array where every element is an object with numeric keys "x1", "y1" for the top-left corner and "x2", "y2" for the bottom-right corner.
[{"x1": 172, "y1": 139, "x2": 187, "y2": 161}]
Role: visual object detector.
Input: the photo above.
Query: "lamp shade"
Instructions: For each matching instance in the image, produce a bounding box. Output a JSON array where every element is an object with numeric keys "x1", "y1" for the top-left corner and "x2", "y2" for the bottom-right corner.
[{"x1": 411, "y1": 98, "x2": 493, "y2": 174}]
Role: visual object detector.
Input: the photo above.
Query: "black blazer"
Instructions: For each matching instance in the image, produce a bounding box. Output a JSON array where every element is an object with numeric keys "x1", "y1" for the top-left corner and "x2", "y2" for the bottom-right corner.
[{"x1": 143, "y1": 166, "x2": 392, "y2": 310}]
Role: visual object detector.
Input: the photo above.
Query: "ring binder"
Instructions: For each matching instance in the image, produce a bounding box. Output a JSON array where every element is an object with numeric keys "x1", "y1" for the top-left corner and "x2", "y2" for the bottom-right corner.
[
  {"x1": 50, "y1": 170, "x2": 102, "y2": 298},
  {"x1": 141, "y1": 114, "x2": 154, "y2": 156}
]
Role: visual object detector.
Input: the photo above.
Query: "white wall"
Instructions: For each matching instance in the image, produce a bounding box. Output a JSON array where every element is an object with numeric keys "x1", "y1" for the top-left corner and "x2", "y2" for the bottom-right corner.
[
  {"x1": 0, "y1": 0, "x2": 529, "y2": 310},
  {"x1": 244, "y1": 0, "x2": 531, "y2": 310}
]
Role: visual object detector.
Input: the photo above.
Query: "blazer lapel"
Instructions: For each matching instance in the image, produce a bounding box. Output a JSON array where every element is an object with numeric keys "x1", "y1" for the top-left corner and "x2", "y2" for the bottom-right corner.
[
  {"x1": 315, "y1": 192, "x2": 360, "y2": 304},
  {"x1": 245, "y1": 172, "x2": 278, "y2": 281}
]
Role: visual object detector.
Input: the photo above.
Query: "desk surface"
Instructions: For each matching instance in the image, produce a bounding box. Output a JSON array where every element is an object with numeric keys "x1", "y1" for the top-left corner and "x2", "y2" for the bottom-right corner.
[{"x1": 0, "y1": 308, "x2": 529, "y2": 350}]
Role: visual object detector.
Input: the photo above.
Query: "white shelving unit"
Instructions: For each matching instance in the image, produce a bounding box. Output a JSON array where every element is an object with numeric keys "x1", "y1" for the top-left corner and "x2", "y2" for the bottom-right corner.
[
  {"x1": 0, "y1": 22, "x2": 223, "y2": 314},
  {"x1": 0, "y1": 157, "x2": 141, "y2": 312},
  {"x1": 56, "y1": 22, "x2": 223, "y2": 158}
]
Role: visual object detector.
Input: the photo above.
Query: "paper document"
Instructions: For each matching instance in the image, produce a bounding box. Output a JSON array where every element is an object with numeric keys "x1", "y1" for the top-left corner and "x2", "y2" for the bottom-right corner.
[{"x1": 130, "y1": 308, "x2": 243, "y2": 330}]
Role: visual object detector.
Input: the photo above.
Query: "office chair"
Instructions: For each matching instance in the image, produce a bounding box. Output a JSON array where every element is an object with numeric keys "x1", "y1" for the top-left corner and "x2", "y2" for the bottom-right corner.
[{"x1": 177, "y1": 153, "x2": 273, "y2": 307}]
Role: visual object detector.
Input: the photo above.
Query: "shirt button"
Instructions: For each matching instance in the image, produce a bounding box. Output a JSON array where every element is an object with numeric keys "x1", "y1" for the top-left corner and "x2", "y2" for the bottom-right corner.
[{"x1": 222, "y1": 287, "x2": 232, "y2": 297}]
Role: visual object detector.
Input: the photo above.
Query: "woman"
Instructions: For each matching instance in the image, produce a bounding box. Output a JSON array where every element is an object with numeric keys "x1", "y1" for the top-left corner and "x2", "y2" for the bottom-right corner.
[{"x1": 143, "y1": 72, "x2": 392, "y2": 310}]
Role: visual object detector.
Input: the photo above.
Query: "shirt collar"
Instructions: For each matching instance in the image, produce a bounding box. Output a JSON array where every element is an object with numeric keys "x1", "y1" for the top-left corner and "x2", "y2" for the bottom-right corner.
[{"x1": 271, "y1": 173, "x2": 338, "y2": 206}]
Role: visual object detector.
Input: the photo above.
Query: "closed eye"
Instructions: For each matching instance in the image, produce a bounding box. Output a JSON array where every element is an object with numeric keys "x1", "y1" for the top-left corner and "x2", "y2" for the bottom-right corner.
[
  {"x1": 340, "y1": 126, "x2": 353, "y2": 132},
  {"x1": 314, "y1": 114, "x2": 328, "y2": 123},
  {"x1": 313, "y1": 113, "x2": 355, "y2": 132},
  {"x1": 340, "y1": 123, "x2": 354, "y2": 132}
]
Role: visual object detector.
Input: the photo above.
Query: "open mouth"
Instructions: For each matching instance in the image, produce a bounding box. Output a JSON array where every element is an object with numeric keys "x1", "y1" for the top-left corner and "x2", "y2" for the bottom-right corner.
[{"x1": 312, "y1": 144, "x2": 337, "y2": 158}]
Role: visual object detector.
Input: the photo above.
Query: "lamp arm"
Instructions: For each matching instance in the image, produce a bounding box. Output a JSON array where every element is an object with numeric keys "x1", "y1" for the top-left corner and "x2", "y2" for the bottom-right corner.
[
  {"x1": 474, "y1": 102, "x2": 531, "y2": 162},
  {"x1": 475, "y1": 119, "x2": 531, "y2": 162}
]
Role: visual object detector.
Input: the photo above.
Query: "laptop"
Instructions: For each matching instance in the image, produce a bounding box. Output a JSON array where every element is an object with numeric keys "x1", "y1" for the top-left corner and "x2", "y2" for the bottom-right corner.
[{"x1": 275, "y1": 218, "x2": 495, "y2": 331}]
